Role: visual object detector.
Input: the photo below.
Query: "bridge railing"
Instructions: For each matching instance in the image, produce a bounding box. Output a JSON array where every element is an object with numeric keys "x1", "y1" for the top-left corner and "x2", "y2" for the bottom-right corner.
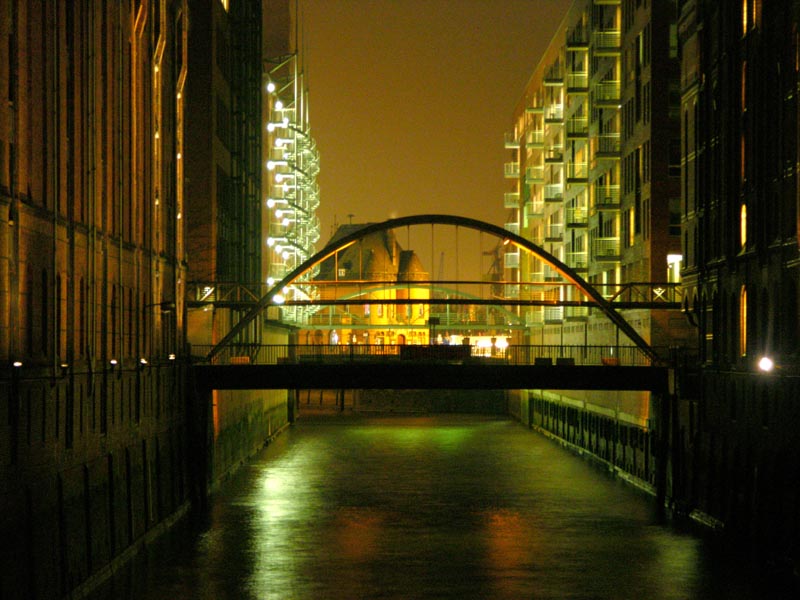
[{"x1": 191, "y1": 343, "x2": 660, "y2": 367}]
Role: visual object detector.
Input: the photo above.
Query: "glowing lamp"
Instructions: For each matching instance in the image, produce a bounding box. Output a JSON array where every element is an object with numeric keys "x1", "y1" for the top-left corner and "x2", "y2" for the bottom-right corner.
[{"x1": 758, "y1": 356, "x2": 774, "y2": 372}]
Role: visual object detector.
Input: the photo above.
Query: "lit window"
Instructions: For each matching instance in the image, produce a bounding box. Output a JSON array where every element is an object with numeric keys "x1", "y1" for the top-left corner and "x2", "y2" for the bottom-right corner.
[
  {"x1": 739, "y1": 286, "x2": 748, "y2": 356},
  {"x1": 740, "y1": 204, "x2": 748, "y2": 248},
  {"x1": 741, "y1": 61, "x2": 747, "y2": 111},
  {"x1": 742, "y1": 0, "x2": 748, "y2": 35}
]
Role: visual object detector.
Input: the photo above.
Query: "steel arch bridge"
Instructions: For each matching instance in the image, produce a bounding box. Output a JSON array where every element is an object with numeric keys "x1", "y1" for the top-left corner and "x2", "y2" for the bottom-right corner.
[{"x1": 207, "y1": 214, "x2": 662, "y2": 362}]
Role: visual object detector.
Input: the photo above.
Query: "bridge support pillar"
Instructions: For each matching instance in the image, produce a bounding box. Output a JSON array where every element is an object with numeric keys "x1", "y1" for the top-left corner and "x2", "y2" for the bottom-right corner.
[
  {"x1": 187, "y1": 369, "x2": 214, "y2": 513},
  {"x1": 653, "y1": 380, "x2": 676, "y2": 519}
]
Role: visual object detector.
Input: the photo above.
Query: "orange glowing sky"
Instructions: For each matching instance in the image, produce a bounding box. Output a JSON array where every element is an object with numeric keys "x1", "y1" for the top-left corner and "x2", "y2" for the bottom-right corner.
[{"x1": 301, "y1": 0, "x2": 573, "y2": 243}]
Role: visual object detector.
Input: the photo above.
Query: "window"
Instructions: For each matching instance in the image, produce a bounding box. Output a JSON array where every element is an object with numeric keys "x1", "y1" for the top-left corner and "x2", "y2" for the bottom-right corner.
[
  {"x1": 740, "y1": 204, "x2": 748, "y2": 248},
  {"x1": 742, "y1": 0, "x2": 748, "y2": 35},
  {"x1": 739, "y1": 285, "x2": 748, "y2": 356},
  {"x1": 41, "y1": 270, "x2": 49, "y2": 356},
  {"x1": 741, "y1": 61, "x2": 747, "y2": 112}
]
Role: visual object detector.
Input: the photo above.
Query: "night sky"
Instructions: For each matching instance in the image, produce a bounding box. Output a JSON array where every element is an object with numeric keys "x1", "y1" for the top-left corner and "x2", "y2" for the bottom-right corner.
[{"x1": 301, "y1": 0, "x2": 573, "y2": 243}]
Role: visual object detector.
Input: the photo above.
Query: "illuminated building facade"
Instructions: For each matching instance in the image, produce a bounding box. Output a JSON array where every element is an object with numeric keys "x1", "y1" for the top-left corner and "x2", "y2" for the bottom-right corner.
[
  {"x1": 677, "y1": 0, "x2": 800, "y2": 553},
  {"x1": 263, "y1": 0, "x2": 321, "y2": 326},
  {"x1": 0, "y1": 2, "x2": 188, "y2": 597},
  {"x1": 307, "y1": 226, "x2": 430, "y2": 346},
  {"x1": 504, "y1": 0, "x2": 688, "y2": 352}
]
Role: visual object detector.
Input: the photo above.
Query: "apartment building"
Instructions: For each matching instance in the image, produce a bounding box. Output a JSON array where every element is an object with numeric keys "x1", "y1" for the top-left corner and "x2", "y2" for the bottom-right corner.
[{"x1": 505, "y1": 0, "x2": 688, "y2": 353}]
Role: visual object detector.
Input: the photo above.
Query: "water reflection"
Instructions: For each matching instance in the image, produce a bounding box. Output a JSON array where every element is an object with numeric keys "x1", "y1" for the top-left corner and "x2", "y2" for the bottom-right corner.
[{"x1": 91, "y1": 415, "x2": 792, "y2": 599}]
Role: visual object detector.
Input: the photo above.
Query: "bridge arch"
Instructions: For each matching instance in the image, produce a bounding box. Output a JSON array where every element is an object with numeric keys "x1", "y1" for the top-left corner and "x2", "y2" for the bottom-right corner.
[{"x1": 208, "y1": 214, "x2": 658, "y2": 362}]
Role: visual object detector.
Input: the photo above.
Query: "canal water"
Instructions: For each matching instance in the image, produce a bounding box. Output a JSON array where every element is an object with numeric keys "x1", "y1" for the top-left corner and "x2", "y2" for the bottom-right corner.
[{"x1": 91, "y1": 415, "x2": 791, "y2": 599}]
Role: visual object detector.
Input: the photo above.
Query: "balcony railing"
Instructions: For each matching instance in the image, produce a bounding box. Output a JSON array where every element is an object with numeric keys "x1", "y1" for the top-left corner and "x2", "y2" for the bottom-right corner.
[
  {"x1": 526, "y1": 165, "x2": 544, "y2": 183},
  {"x1": 544, "y1": 149, "x2": 563, "y2": 163},
  {"x1": 504, "y1": 251, "x2": 520, "y2": 269},
  {"x1": 544, "y1": 183, "x2": 563, "y2": 202},
  {"x1": 566, "y1": 72, "x2": 589, "y2": 90},
  {"x1": 525, "y1": 200, "x2": 545, "y2": 219},
  {"x1": 566, "y1": 251, "x2": 588, "y2": 271},
  {"x1": 593, "y1": 237, "x2": 621, "y2": 260},
  {"x1": 545, "y1": 224, "x2": 564, "y2": 241},
  {"x1": 544, "y1": 306, "x2": 564, "y2": 322},
  {"x1": 566, "y1": 29, "x2": 589, "y2": 49},
  {"x1": 593, "y1": 185, "x2": 620, "y2": 210},
  {"x1": 595, "y1": 132, "x2": 621, "y2": 156},
  {"x1": 565, "y1": 306, "x2": 590, "y2": 320},
  {"x1": 504, "y1": 162, "x2": 520, "y2": 179},
  {"x1": 591, "y1": 30, "x2": 621, "y2": 52},
  {"x1": 567, "y1": 117, "x2": 589, "y2": 138},
  {"x1": 545, "y1": 105, "x2": 564, "y2": 122},
  {"x1": 504, "y1": 191, "x2": 520, "y2": 208},
  {"x1": 504, "y1": 222, "x2": 520, "y2": 235},
  {"x1": 593, "y1": 80, "x2": 621, "y2": 105},
  {"x1": 566, "y1": 161, "x2": 588, "y2": 181},
  {"x1": 504, "y1": 132, "x2": 520, "y2": 148},
  {"x1": 526, "y1": 129, "x2": 544, "y2": 147},
  {"x1": 566, "y1": 206, "x2": 588, "y2": 225},
  {"x1": 544, "y1": 65, "x2": 563, "y2": 84}
]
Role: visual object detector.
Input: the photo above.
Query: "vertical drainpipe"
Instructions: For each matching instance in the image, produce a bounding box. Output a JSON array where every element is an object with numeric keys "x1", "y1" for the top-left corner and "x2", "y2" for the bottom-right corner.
[
  {"x1": 9, "y1": 7, "x2": 19, "y2": 366},
  {"x1": 53, "y1": 0, "x2": 60, "y2": 376}
]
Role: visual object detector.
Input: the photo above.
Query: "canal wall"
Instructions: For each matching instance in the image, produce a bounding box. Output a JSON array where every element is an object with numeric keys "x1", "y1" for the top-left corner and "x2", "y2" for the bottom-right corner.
[
  {"x1": 296, "y1": 388, "x2": 507, "y2": 415},
  {"x1": 209, "y1": 388, "x2": 290, "y2": 487},
  {"x1": 508, "y1": 389, "x2": 657, "y2": 493},
  {"x1": 0, "y1": 363, "x2": 189, "y2": 600}
]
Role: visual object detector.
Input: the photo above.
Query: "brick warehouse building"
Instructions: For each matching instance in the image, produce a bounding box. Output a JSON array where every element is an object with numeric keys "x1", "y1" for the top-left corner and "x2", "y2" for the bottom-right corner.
[
  {"x1": 0, "y1": 1, "x2": 189, "y2": 597},
  {"x1": 678, "y1": 0, "x2": 800, "y2": 560}
]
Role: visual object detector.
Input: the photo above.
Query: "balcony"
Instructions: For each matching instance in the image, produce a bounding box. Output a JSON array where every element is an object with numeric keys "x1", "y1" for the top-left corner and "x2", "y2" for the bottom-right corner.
[
  {"x1": 565, "y1": 306, "x2": 590, "y2": 320},
  {"x1": 543, "y1": 265, "x2": 562, "y2": 281},
  {"x1": 591, "y1": 30, "x2": 621, "y2": 55},
  {"x1": 544, "y1": 65, "x2": 563, "y2": 85},
  {"x1": 595, "y1": 132, "x2": 621, "y2": 157},
  {"x1": 566, "y1": 251, "x2": 588, "y2": 271},
  {"x1": 504, "y1": 132, "x2": 520, "y2": 149},
  {"x1": 504, "y1": 162, "x2": 520, "y2": 179},
  {"x1": 504, "y1": 191, "x2": 520, "y2": 208},
  {"x1": 504, "y1": 222, "x2": 520, "y2": 235},
  {"x1": 566, "y1": 206, "x2": 588, "y2": 226},
  {"x1": 525, "y1": 309, "x2": 544, "y2": 326},
  {"x1": 526, "y1": 165, "x2": 544, "y2": 183},
  {"x1": 526, "y1": 104, "x2": 544, "y2": 114},
  {"x1": 544, "y1": 183, "x2": 563, "y2": 202},
  {"x1": 566, "y1": 29, "x2": 589, "y2": 50},
  {"x1": 592, "y1": 237, "x2": 621, "y2": 261},
  {"x1": 525, "y1": 200, "x2": 545, "y2": 219},
  {"x1": 566, "y1": 72, "x2": 589, "y2": 92},
  {"x1": 544, "y1": 306, "x2": 564, "y2": 323},
  {"x1": 544, "y1": 104, "x2": 564, "y2": 122},
  {"x1": 504, "y1": 251, "x2": 520, "y2": 269},
  {"x1": 566, "y1": 162, "x2": 588, "y2": 182},
  {"x1": 593, "y1": 80, "x2": 621, "y2": 106},
  {"x1": 544, "y1": 149, "x2": 563, "y2": 163},
  {"x1": 545, "y1": 223, "x2": 564, "y2": 242},
  {"x1": 566, "y1": 116, "x2": 589, "y2": 138},
  {"x1": 593, "y1": 185, "x2": 620, "y2": 210},
  {"x1": 526, "y1": 130, "x2": 544, "y2": 147}
]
